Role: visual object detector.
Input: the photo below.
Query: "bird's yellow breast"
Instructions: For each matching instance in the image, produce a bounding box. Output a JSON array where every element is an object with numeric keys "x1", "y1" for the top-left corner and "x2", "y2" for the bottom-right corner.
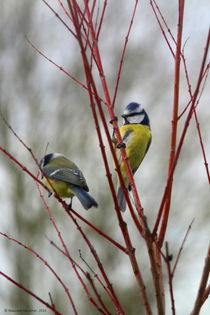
[
  {"x1": 118, "y1": 124, "x2": 151, "y2": 182},
  {"x1": 43, "y1": 177, "x2": 74, "y2": 198}
]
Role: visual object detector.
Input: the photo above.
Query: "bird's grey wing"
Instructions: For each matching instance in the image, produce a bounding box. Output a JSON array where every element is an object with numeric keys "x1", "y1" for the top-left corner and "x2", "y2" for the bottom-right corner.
[
  {"x1": 43, "y1": 167, "x2": 89, "y2": 191},
  {"x1": 122, "y1": 128, "x2": 134, "y2": 143},
  {"x1": 116, "y1": 128, "x2": 134, "y2": 163}
]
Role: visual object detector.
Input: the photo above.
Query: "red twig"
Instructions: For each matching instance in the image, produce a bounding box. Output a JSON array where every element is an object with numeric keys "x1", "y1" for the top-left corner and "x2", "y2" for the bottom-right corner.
[
  {"x1": 151, "y1": 0, "x2": 210, "y2": 188},
  {"x1": 153, "y1": 28, "x2": 210, "y2": 238},
  {"x1": 38, "y1": 185, "x2": 106, "y2": 313},
  {"x1": 192, "y1": 93, "x2": 210, "y2": 185},
  {"x1": 172, "y1": 219, "x2": 195, "y2": 276},
  {"x1": 86, "y1": 272, "x2": 111, "y2": 315},
  {"x1": 70, "y1": 208, "x2": 127, "y2": 253},
  {"x1": 0, "y1": 232, "x2": 77, "y2": 313},
  {"x1": 0, "y1": 146, "x2": 49, "y2": 191},
  {"x1": 178, "y1": 64, "x2": 209, "y2": 120},
  {"x1": 96, "y1": 0, "x2": 107, "y2": 41},
  {"x1": 65, "y1": 206, "x2": 123, "y2": 312},
  {"x1": 165, "y1": 242, "x2": 176, "y2": 315},
  {"x1": 42, "y1": 0, "x2": 76, "y2": 38},
  {"x1": 149, "y1": 0, "x2": 175, "y2": 58},
  {"x1": 112, "y1": 0, "x2": 139, "y2": 107},
  {"x1": 0, "y1": 271, "x2": 61, "y2": 314},
  {"x1": 25, "y1": 36, "x2": 91, "y2": 94},
  {"x1": 46, "y1": 237, "x2": 113, "y2": 313},
  {"x1": 57, "y1": 0, "x2": 72, "y2": 20},
  {"x1": 158, "y1": 0, "x2": 185, "y2": 247},
  {"x1": 0, "y1": 113, "x2": 42, "y2": 172},
  {"x1": 180, "y1": 47, "x2": 210, "y2": 184}
]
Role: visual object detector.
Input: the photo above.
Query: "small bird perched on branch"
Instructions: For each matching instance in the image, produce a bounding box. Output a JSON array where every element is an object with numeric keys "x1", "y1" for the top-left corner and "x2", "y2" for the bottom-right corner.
[
  {"x1": 40, "y1": 153, "x2": 98, "y2": 210},
  {"x1": 116, "y1": 102, "x2": 152, "y2": 212}
]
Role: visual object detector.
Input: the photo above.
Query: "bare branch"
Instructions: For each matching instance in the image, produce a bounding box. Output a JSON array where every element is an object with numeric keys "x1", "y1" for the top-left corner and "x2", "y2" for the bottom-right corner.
[
  {"x1": 0, "y1": 271, "x2": 61, "y2": 314},
  {"x1": 190, "y1": 245, "x2": 210, "y2": 315}
]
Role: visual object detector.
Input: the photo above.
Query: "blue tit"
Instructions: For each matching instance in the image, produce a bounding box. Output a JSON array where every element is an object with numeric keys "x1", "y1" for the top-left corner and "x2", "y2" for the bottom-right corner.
[
  {"x1": 116, "y1": 102, "x2": 152, "y2": 212},
  {"x1": 40, "y1": 153, "x2": 98, "y2": 210}
]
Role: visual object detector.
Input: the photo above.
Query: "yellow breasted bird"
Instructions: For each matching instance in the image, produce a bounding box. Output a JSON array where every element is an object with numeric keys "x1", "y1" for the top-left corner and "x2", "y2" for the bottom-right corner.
[
  {"x1": 40, "y1": 153, "x2": 98, "y2": 210},
  {"x1": 116, "y1": 102, "x2": 151, "y2": 212}
]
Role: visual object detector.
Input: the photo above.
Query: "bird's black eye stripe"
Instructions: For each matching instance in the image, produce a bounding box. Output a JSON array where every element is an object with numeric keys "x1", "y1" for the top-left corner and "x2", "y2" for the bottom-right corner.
[{"x1": 122, "y1": 112, "x2": 143, "y2": 118}]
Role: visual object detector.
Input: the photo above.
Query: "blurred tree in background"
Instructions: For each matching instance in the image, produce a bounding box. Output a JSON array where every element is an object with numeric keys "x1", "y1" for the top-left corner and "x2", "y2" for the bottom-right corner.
[{"x1": 0, "y1": 1, "x2": 209, "y2": 314}]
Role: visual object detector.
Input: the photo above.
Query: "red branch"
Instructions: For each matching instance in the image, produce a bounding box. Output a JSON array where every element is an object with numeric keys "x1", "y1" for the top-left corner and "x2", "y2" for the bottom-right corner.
[
  {"x1": 150, "y1": 0, "x2": 175, "y2": 58},
  {"x1": 38, "y1": 185, "x2": 106, "y2": 313},
  {"x1": 0, "y1": 271, "x2": 61, "y2": 314},
  {"x1": 0, "y1": 232, "x2": 77, "y2": 313},
  {"x1": 153, "y1": 28, "x2": 210, "y2": 239},
  {"x1": 42, "y1": 0, "x2": 76, "y2": 38},
  {"x1": 158, "y1": 0, "x2": 185, "y2": 246},
  {"x1": 46, "y1": 237, "x2": 113, "y2": 313},
  {"x1": 172, "y1": 219, "x2": 195, "y2": 276},
  {"x1": 112, "y1": 0, "x2": 139, "y2": 107},
  {"x1": 65, "y1": 1, "x2": 152, "y2": 314},
  {"x1": 150, "y1": 0, "x2": 210, "y2": 184}
]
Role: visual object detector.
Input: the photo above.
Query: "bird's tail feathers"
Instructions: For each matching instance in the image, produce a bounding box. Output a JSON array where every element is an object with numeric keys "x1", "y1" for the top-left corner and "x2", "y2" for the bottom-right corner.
[
  {"x1": 70, "y1": 186, "x2": 98, "y2": 210},
  {"x1": 117, "y1": 186, "x2": 126, "y2": 212}
]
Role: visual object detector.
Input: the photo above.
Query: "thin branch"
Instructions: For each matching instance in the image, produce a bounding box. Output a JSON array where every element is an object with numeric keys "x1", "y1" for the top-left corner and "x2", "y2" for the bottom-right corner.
[
  {"x1": 0, "y1": 271, "x2": 61, "y2": 314},
  {"x1": 86, "y1": 272, "x2": 111, "y2": 315},
  {"x1": 165, "y1": 242, "x2": 176, "y2": 315},
  {"x1": 151, "y1": 0, "x2": 210, "y2": 185},
  {"x1": 65, "y1": 205, "x2": 124, "y2": 313},
  {"x1": 172, "y1": 218, "x2": 195, "y2": 276},
  {"x1": 149, "y1": 0, "x2": 175, "y2": 58},
  {"x1": 153, "y1": 28, "x2": 210, "y2": 238},
  {"x1": 190, "y1": 244, "x2": 210, "y2": 315},
  {"x1": 158, "y1": 0, "x2": 186, "y2": 247},
  {"x1": 70, "y1": 208, "x2": 127, "y2": 252},
  {"x1": 0, "y1": 232, "x2": 77, "y2": 314},
  {"x1": 179, "y1": 42, "x2": 210, "y2": 184},
  {"x1": 57, "y1": 0, "x2": 72, "y2": 20},
  {"x1": 0, "y1": 146, "x2": 50, "y2": 192},
  {"x1": 112, "y1": 0, "x2": 139, "y2": 107},
  {"x1": 96, "y1": 0, "x2": 107, "y2": 41},
  {"x1": 79, "y1": 250, "x2": 111, "y2": 314},
  {"x1": 38, "y1": 184, "x2": 106, "y2": 313},
  {"x1": 46, "y1": 237, "x2": 114, "y2": 309},
  {"x1": 0, "y1": 112, "x2": 41, "y2": 169},
  {"x1": 25, "y1": 36, "x2": 89, "y2": 93},
  {"x1": 42, "y1": 0, "x2": 77, "y2": 38}
]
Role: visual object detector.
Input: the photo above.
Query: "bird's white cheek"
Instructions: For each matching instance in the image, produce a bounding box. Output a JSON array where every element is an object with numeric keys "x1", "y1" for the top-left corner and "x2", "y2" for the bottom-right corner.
[{"x1": 127, "y1": 114, "x2": 144, "y2": 124}]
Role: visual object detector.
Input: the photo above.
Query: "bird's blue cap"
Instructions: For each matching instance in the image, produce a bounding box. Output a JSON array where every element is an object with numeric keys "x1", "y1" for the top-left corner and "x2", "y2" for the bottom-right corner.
[
  {"x1": 125, "y1": 102, "x2": 141, "y2": 112},
  {"x1": 123, "y1": 102, "x2": 142, "y2": 116}
]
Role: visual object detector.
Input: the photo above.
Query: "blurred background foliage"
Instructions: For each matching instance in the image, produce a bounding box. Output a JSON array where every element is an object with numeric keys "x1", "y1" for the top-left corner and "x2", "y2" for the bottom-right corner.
[{"x1": 0, "y1": 1, "x2": 209, "y2": 314}]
